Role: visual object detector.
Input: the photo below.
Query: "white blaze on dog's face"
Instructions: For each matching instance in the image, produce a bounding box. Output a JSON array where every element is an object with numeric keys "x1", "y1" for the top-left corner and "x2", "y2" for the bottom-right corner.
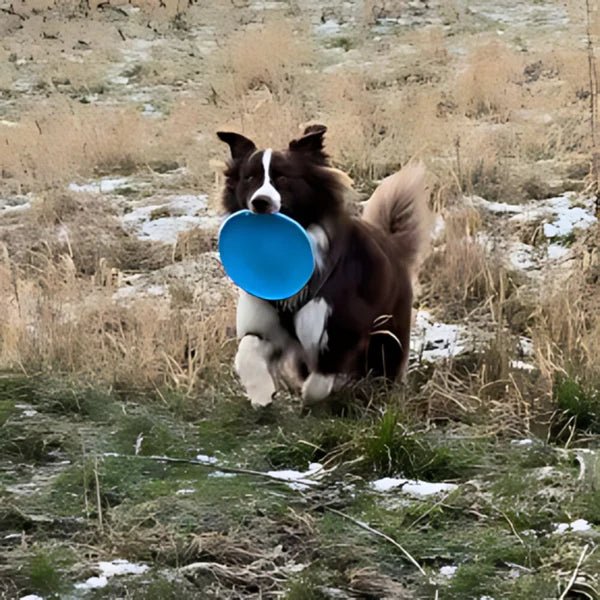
[
  {"x1": 216, "y1": 126, "x2": 342, "y2": 229},
  {"x1": 247, "y1": 149, "x2": 281, "y2": 214}
]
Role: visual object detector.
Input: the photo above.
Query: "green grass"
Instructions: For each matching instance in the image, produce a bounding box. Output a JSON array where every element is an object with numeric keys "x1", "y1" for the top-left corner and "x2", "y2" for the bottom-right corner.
[
  {"x1": 1, "y1": 373, "x2": 598, "y2": 598},
  {"x1": 554, "y1": 376, "x2": 600, "y2": 433}
]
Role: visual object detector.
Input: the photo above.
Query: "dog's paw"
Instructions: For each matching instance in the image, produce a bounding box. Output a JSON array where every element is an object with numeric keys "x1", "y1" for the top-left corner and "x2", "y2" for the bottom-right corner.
[
  {"x1": 235, "y1": 335, "x2": 276, "y2": 408},
  {"x1": 301, "y1": 372, "x2": 335, "y2": 405}
]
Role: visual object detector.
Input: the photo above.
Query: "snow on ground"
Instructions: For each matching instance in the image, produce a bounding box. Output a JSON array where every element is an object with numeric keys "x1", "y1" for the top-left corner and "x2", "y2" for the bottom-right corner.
[
  {"x1": 410, "y1": 310, "x2": 470, "y2": 363},
  {"x1": 468, "y1": 192, "x2": 597, "y2": 275},
  {"x1": 74, "y1": 559, "x2": 149, "y2": 590},
  {"x1": 266, "y1": 463, "x2": 324, "y2": 491},
  {"x1": 195, "y1": 453, "x2": 218, "y2": 464},
  {"x1": 553, "y1": 519, "x2": 593, "y2": 535},
  {"x1": 439, "y1": 565, "x2": 458, "y2": 578},
  {"x1": 120, "y1": 194, "x2": 217, "y2": 244},
  {"x1": 68, "y1": 176, "x2": 137, "y2": 194},
  {"x1": 371, "y1": 477, "x2": 458, "y2": 496}
]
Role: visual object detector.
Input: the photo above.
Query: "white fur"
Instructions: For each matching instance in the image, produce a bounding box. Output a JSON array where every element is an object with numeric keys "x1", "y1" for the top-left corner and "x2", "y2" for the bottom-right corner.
[
  {"x1": 236, "y1": 290, "x2": 289, "y2": 347},
  {"x1": 235, "y1": 335, "x2": 276, "y2": 408},
  {"x1": 302, "y1": 372, "x2": 335, "y2": 404},
  {"x1": 307, "y1": 224, "x2": 329, "y2": 272},
  {"x1": 249, "y1": 149, "x2": 281, "y2": 211},
  {"x1": 294, "y1": 297, "x2": 331, "y2": 365}
]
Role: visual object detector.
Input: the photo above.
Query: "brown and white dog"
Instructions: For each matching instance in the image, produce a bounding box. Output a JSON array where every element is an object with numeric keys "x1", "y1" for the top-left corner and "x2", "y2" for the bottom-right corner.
[{"x1": 217, "y1": 125, "x2": 432, "y2": 408}]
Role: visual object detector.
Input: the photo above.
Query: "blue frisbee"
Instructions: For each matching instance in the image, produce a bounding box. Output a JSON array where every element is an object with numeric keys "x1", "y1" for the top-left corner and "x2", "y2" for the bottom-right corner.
[{"x1": 218, "y1": 210, "x2": 316, "y2": 301}]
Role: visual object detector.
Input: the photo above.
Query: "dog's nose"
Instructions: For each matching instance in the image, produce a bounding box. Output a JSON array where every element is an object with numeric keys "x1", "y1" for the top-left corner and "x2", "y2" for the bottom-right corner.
[{"x1": 250, "y1": 196, "x2": 273, "y2": 214}]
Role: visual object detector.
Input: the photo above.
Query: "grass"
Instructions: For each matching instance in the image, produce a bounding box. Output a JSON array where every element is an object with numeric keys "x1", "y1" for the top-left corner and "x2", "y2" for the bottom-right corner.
[{"x1": 1, "y1": 374, "x2": 599, "y2": 597}]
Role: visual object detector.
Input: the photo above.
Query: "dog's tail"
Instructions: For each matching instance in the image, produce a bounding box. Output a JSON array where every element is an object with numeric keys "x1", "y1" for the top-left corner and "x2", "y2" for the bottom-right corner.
[{"x1": 361, "y1": 162, "x2": 433, "y2": 274}]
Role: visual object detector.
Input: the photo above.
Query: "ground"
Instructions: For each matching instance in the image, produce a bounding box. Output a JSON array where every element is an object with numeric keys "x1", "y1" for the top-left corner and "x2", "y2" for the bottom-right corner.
[{"x1": 1, "y1": 1, "x2": 600, "y2": 599}]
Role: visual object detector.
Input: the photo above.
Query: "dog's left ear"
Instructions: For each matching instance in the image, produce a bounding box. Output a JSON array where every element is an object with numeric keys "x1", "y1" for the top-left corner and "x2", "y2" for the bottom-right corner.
[{"x1": 289, "y1": 125, "x2": 328, "y2": 164}]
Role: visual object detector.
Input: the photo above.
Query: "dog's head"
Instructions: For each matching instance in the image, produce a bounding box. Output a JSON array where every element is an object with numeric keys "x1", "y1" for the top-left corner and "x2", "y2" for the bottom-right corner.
[{"x1": 216, "y1": 125, "x2": 345, "y2": 228}]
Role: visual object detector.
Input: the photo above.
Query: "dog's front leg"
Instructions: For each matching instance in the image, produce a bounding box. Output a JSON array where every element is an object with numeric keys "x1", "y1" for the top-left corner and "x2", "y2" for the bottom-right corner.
[
  {"x1": 235, "y1": 291, "x2": 295, "y2": 408},
  {"x1": 234, "y1": 335, "x2": 277, "y2": 408}
]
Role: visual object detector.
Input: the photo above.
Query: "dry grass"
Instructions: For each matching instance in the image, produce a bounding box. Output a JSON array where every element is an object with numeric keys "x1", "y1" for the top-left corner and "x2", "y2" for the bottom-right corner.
[
  {"x1": 0, "y1": 254, "x2": 235, "y2": 390},
  {"x1": 455, "y1": 40, "x2": 525, "y2": 121},
  {"x1": 532, "y1": 230, "x2": 600, "y2": 385},
  {"x1": 0, "y1": 191, "x2": 172, "y2": 275},
  {"x1": 0, "y1": 98, "x2": 205, "y2": 193},
  {"x1": 421, "y1": 207, "x2": 497, "y2": 316},
  {"x1": 215, "y1": 20, "x2": 314, "y2": 99}
]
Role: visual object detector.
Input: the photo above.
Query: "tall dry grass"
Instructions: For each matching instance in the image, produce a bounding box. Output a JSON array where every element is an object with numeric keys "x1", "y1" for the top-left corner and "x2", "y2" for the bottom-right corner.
[
  {"x1": 531, "y1": 227, "x2": 600, "y2": 386},
  {"x1": 0, "y1": 253, "x2": 235, "y2": 391},
  {"x1": 0, "y1": 98, "x2": 209, "y2": 193}
]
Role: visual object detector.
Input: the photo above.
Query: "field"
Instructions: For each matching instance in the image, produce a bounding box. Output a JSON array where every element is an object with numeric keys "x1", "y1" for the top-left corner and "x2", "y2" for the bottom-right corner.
[{"x1": 1, "y1": 1, "x2": 600, "y2": 598}]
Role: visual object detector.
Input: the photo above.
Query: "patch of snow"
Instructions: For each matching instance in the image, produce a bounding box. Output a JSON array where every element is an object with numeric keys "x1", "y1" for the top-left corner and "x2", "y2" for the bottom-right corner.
[
  {"x1": 546, "y1": 243, "x2": 571, "y2": 261},
  {"x1": 469, "y1": 196, "x2": 524, "y2": 214},
  {"x1": 571, "y1": 519, "x2": 592, "y2": 532},
  {"x1": 5, "y1": 533, "x2": 23, "y2": 540},
  {"x1": 68, "y1": 177, "x2": 132, "y2": 194},
  {"x1": 315, "y1": 19, "x2": 342, "y2": 36},
  {"x1": 511, "y1": 438, "x2": 534, "y2": 446},
  {"x1": 142, "y1": 103, "x2": 161, "y2": 118},
  {"x1": 266, "y1": 462, "x2": 323, "y2": 491},
  {"x1": 371, "y1": 477, "x2": 458, "y2": 497},
  {"x1": 195, "y1": 454, "x2": 218, "y2": 464},
  {"x1": 74, "y1": 559, "x2": 149, "y2": 590},
  {"x1": 432, "y1": 214, "x2": 446, "y2": 241},
  {"x1": 208, "y1": 471, "x2": 236, "y2": 479},
  {"x1": 22, "y1": 409, "x2": 38, "y2": 417},
  {"x1": 110, "y1": 75, "x2": 130, "y2": 85},
  {"x1": 1, "y1": 201, "x2": 31, "y2": 215},
  {"x1": 121, "y1": 194, "x2": 213, "y2": 244},
  {"x1": 410, "y1": 310, "x2": 467, "y2": 362},
  {"x1": 472, "y1": 193, "x2": 597, "y2": 240},
  {"x1": 175, "y1": 488, "x2": 196, "y2": 496},
  {"x1": 20, "y1": 595, "x2": 45, "y2": 600},
  {"x1": 440, "y1": 565, "x2": 458, "y2": 578},
  {"x1": 112, "y1": 284, "x2": 168, "y2": 301},
  {"x1": 518, "y1": 337, "x2": 534, "y2": 357},
  {"x1": 75, "y1": 576, "x2": 109, "y2": 590},
  {"x1": 553, "y1": 519, "x2": 592, "y2": 535},
  {"x1": 508, "y1": 242, "x2": 537, "y2": 271},
  {"x1": 542, "y1": 195, "x2": 597, "y2": 238},
  {"x1": 510, "y1": 360, "x2": 536, "y2": 372}
]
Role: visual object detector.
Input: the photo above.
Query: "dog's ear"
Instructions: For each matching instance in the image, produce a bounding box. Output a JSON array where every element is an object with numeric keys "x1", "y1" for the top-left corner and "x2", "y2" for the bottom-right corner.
[
  {"x1": 217, "y1": 131, "x2": 256, "y2": 160},
  {"x1": 289, "y1": 125, "x2": 328, "y2": 164}
]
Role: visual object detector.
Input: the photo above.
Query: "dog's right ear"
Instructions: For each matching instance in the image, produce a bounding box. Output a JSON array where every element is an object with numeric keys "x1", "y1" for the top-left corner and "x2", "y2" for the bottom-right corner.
[{"x1": 217, "y1": 131, "x2": 256, "y2": 160}]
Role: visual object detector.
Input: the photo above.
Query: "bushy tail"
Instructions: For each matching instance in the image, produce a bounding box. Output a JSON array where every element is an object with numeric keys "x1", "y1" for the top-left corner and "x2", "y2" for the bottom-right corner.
[{"x1": 361, "y1": 162, "x2": 433, "y2": 274}]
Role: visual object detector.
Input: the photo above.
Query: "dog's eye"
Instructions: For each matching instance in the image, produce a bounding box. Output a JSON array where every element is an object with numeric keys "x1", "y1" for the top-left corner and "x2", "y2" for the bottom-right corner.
[
  {"x1": 245, "y1": 174, "x2": 254, "y2": 182},
  {"x1": 276, "y1": 175, "x2": 287, "y2": 185}
]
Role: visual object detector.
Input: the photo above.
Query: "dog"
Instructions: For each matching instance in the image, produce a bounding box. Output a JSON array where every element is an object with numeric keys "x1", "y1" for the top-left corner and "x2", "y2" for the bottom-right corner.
[{"x1": 217, "y1": 125, "x2": 432, "y2": 408}]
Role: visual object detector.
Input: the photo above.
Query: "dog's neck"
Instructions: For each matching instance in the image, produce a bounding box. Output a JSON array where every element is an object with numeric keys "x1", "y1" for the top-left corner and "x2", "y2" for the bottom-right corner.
[{"x1": 271, "y1": 217, "x2": 349, "y2": 313}]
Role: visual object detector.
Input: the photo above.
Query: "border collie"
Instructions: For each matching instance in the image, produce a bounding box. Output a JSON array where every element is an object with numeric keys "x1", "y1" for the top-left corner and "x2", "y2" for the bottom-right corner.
[{"x1": 217, "y1": 125, "x2": 432, "y2": 408}]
